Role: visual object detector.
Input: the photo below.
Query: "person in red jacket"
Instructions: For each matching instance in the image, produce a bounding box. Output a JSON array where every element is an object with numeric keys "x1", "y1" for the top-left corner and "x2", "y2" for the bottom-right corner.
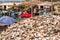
[{"x1": 20, "y1": 11, "x2": 32, "y2": 18}]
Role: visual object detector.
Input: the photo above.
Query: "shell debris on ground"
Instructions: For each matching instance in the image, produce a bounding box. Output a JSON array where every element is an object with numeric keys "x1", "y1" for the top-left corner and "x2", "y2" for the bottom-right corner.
[{"x1": 0, "y1": 14, "x2": 60, "y2": 40}]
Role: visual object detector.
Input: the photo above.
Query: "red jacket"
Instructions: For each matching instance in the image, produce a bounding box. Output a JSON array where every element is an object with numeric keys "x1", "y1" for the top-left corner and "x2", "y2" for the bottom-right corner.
[{"x1": 20, "y1": 13, "x2": 32, "y2": 18}]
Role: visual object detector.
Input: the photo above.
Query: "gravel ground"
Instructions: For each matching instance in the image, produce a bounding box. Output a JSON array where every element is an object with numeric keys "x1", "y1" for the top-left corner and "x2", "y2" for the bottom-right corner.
[{"x1": 0, "y1": 14, "x2": 60, "y2": 40}]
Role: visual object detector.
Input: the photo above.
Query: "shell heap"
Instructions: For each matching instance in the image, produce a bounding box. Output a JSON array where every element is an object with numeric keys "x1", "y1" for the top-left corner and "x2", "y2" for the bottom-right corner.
[{"x1": 0, "y1": 14, "x2": 60, "y2": 40}]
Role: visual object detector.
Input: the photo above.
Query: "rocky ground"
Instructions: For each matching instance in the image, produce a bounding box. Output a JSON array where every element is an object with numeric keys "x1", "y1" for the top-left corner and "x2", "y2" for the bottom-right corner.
[{"x1": 0, "y1": 14, "x2": 60, "y2": 40}]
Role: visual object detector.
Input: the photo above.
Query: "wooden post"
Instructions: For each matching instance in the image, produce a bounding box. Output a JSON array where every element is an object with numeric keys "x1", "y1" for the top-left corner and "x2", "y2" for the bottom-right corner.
[{"x1": 51, "y1": 0, "x2": 53, "y2": 13}]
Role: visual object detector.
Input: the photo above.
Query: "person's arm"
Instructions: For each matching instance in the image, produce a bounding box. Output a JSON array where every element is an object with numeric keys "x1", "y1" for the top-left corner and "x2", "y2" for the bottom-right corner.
[{"x1": 2, "y1": 12, "x2": 4, "y2": 16}]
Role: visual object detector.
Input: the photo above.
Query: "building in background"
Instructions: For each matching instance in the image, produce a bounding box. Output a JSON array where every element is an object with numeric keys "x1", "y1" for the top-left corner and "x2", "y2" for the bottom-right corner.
[
  {"x1": 0, "y1": 0, "x2": 25, "y2": 10},
  {"x1": 0, "y1": 0, "x2": 60, "y2": 14}
]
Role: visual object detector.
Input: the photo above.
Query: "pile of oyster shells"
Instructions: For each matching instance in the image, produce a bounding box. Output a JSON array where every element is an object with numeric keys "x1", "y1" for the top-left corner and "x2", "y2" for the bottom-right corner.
[{"x1": 0, "y1": 14, "x2": 60, "y2": 40}]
